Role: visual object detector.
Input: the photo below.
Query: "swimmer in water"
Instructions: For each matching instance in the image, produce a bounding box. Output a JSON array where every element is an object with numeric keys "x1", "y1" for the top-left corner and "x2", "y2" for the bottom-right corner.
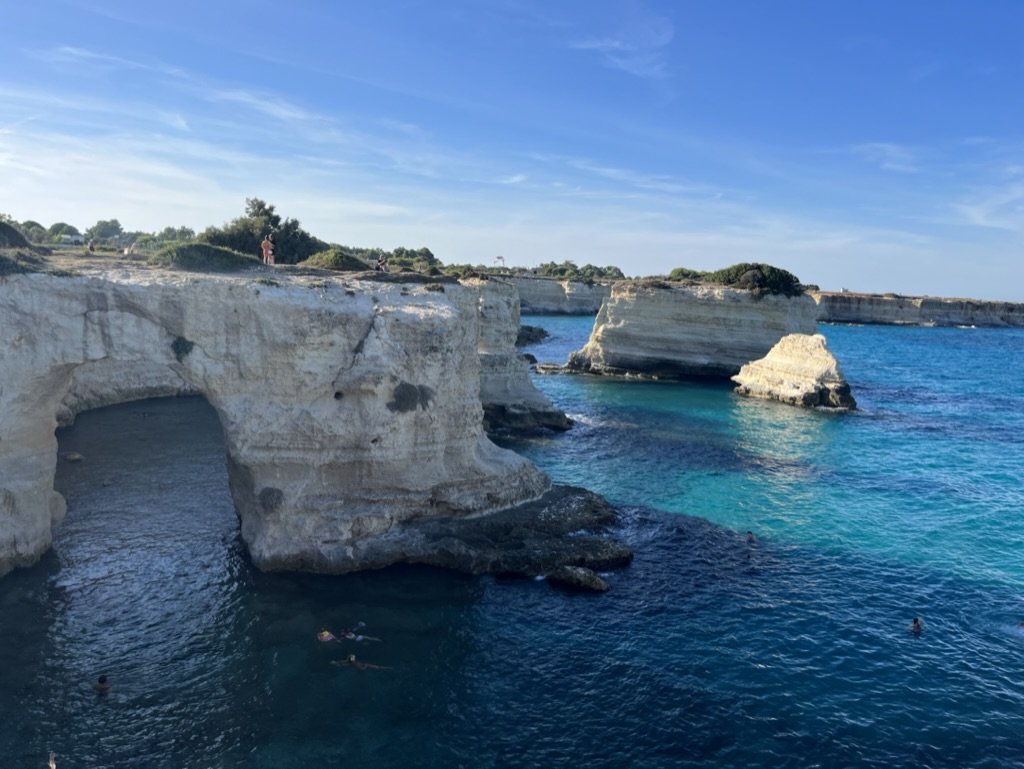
[
  {"x1": 341, "y1": 629, "x2": 381, "y2": 642},
  {"x1": 317, "y1": 630, "x2": 340, "y2": 643},
  {"x1": 910, "y1": 617, "x2": 924, "y2": 635},
  {"x1": 94, "y1": 675, "x2": 110, "y2": 694},
  {"x1": 746, "y1": 531, "x2": 755, "y2": 543},
  {"x1": 331, "y1": 653, "x2": 390, "y2": 671}
]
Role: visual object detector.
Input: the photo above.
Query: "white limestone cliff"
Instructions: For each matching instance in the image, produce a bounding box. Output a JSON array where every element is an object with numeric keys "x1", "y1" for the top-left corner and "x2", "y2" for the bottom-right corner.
[
  {"x1": 0, "y1": 266, "x2": 552, "y2": 577},
  {"x1": 466, "y1": 277, "x2": 571, "y2": 432},
  {"x1": 810, "y1": 291, "x2": 1024, "y2": 327},
  {"x1": 510, "y1": 277, "x2": 611, "y2": 315},
  {"x1": 567, "y1": 282, "x2": 819, "y2": 378},
  {"x1": 731, "y1": 333, "x2": 856, "y2": 409}
]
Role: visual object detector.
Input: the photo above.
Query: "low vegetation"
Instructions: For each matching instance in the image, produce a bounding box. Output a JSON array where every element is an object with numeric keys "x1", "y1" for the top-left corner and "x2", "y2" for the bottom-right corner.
[
  {"x1": 0, "y1": 249, "x2": 44, "y2": 275},
  {"x1": 148, "y1": 242, "x2": 259, "y2": 272},
  {"x1": 299, "y1": 248, "x2": 371, "y2": 272},
  {"x1": 5, "y1": 204, "x2": 810, "y2": 295},
  {"x1": 668, "y1": 262, "x2": 805, "y2": 296}
]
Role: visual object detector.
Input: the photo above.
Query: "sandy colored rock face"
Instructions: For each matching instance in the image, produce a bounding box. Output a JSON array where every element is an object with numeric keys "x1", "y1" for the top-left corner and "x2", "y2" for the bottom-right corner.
[
  {"x1": 465, "y1": 277, "x2": 571, "y2": 432},
  {"x1": 567, "y1": 283, "x2": 819, "y2": 379},
  {"x1": 810, "y1": 292, "x2": 1024, "y2": 327},
  {"x1": 731, "y1": 333, "x2": 855, "y2": 409},
  {"x1": 510, "y1": 277, "x2": 611, "y2": 315},
  {"x1": 0, "y1": 267, "x2": 550, "y2": 577}
]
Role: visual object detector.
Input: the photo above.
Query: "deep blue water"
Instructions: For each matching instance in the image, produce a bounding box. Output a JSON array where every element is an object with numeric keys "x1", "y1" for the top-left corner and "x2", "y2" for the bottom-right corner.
[{"x1": 2, "y1": 318, "x2": 1023, "y2": 768}]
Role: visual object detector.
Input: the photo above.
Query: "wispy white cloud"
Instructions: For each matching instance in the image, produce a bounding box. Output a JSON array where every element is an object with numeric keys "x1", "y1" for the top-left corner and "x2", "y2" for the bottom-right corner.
[
  {"x1": 852, "y1": 142, "x2": 920, "y2": 173},
  {"x1": 204, "y1": 88, "x2": 318, "y2": 123},
  {"x1": 954, "y1": 183, "x2": 1024, "y2": 233},
  {"x1": 27, "y1": 45, "x2": 185, "y2": 77},
  {"x1": 570, "y1": 10, "x2": 674, "y2": 80}
]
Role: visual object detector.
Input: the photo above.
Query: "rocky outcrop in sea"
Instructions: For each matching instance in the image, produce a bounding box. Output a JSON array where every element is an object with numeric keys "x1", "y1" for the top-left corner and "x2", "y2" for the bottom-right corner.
[
  {"x1": 0, "y1": 262, "x2": 622, "y2": 580},
  {"x1": 731, "y1": 333, "x2": 856, "y2": 409},
  {"x1": 566, "y1": 281, "x2": 818, "y2": 379}
]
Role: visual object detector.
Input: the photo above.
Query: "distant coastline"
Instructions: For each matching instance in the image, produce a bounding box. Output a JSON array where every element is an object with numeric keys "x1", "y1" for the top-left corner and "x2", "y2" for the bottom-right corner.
[{"x1": 809, "y1": 290, "x2": 1024, "y2": 328}]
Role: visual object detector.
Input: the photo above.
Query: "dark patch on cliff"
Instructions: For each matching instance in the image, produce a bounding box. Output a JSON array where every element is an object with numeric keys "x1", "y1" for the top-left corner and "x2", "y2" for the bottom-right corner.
[
  {"x1": 172, "y1": 336, "x2": 194, "y2": 363},
  {"x1": 259, "y1": 487, "x2": 284, "y2": 513},
  {"x1": 387, "y1": 382, "x2": 434, "y2": 412}
]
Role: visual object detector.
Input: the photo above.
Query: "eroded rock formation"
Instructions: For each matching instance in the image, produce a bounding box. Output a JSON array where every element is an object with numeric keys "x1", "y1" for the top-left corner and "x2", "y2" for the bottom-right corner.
[
  {"x1": 510, "y1": 277, "x2": 611, "y2": 315},
  {"x1": 810, "y1": 291, "x2": 1024, "y2": 327},
  {"x1": 467, "y1": 277, "x2": 572, "y2": 433},
  {"x1": 567, "y1": 282, "x2": 819, "y2": 379},
  {"x1": 0, "y1": 266, "x2": 566, "y2": 577},
  {"x1": 732, "y1": 333, "x2": 856, "y2": 409}
]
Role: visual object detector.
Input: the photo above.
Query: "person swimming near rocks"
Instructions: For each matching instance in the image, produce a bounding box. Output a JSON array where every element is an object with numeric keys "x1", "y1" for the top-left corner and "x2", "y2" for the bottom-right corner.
[
  {"x1": 909, "y1": 617, "x2": 924, "y2": 635},
  {"x1": 331, "y1": 653, "x2": 390, "y2": 671},
  {"x1": 94, "y1": 675, "x2": 110, "y2": 694}
]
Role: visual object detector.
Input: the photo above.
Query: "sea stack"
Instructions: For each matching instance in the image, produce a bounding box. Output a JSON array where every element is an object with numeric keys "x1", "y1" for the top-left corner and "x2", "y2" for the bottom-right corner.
[
  {"x1": 466, "y1": 276, "x2": 572, "y2": 433},
  {"x1": 566, "y1": 281, "x2": 818, "y2": 379},
  {"x1": 731, "y1": 333, "x2": 856, "y2": 409}
]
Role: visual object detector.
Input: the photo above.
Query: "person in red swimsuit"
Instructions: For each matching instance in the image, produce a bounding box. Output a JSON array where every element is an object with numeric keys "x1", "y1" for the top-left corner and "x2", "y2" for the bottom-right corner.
[{"x1": 260, "y1": 233, "x2": 275, "y2": 265}]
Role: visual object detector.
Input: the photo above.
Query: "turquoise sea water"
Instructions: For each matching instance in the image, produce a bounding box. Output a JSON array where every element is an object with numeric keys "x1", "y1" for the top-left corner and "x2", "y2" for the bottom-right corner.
[{"x1": 2, "y1": 317, "x2": 1023, "y2": 768}]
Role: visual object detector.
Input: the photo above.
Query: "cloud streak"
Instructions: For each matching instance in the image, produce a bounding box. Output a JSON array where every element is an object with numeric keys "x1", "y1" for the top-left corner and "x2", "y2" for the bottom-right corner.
[{"x1": 570, "y1": 9, "x2": 674, "y2": 80}]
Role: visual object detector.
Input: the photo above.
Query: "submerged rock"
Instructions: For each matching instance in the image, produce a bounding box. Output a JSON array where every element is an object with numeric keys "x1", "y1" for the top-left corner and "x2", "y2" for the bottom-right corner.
[
  {"x1": 731, "y1": 333, "x2": 856, "y2": 409},
  {"x1": 516, "y1": 324, "x2": 549, "y2": 347},
  {"x1": 546, "y1": 565, "x2": 610, "y2": 592}
]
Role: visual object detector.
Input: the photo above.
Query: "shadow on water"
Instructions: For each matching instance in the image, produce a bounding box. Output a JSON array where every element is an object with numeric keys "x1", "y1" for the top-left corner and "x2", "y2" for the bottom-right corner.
[{"x1": 0, "y1": 398, "x2": 489, "y2": 768}]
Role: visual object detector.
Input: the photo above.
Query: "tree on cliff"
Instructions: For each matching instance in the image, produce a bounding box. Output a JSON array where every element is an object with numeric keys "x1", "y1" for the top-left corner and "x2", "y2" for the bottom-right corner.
[
  {"x1": 199, "y1": 198, "x2": 327, "y2": 263},
  {"x1": 47, "y1": 222, "x2": 81, "y2": 240},
  {"x1": 85, "y1": 219, "x2": 125, "y2": 245},
  {"x1": 19, "y1": 220, "x2": 49, "y2": 244}
]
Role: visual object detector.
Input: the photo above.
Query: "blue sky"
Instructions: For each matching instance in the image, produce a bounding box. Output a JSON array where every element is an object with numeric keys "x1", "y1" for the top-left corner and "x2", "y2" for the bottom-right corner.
[{"x1": 2, "y1": 1, "x2": 1022, "y2": 299}]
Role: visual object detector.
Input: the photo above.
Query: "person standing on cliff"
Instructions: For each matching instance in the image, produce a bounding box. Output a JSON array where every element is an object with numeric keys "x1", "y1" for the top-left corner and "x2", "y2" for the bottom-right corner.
[{"x1": 261, "y1": 233, "x2": 275, "y2": 266}]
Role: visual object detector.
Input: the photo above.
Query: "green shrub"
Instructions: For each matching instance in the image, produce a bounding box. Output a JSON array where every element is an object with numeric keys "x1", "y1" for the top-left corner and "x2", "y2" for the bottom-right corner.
[
  {"x1": 668, "y1": 267, "x2": 707, "y2": 281},
  {"x1": 149, "y1": 242, "x2": 258, "y2": 272},
  {"x1": 0, "y1": 221, "x2": 31, "y2": 249},
  {"x1": 703, "y1": 262, "x2": 804, "y2": 296},
  {"x1": 299, "y1": 248, "x2": 371, "y2": 272}
]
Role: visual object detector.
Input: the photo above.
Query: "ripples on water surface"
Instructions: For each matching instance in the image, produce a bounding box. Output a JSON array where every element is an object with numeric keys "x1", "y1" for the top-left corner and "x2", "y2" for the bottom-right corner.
[{"x1": 1, "y1": 319, "x2": 1023, "y2": 768}]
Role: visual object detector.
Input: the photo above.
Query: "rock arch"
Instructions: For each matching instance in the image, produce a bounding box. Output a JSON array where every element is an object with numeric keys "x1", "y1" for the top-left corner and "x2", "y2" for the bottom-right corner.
[{"x1": 0, "y1": 272, "x2": 549, "y2": 577}]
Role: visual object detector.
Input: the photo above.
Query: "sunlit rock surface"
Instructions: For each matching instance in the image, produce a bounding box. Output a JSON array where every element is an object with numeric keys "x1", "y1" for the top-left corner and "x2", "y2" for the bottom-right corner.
[
  {"x1": 732, "y1": 333, "x2": 856, "y2": 409},
  {"x1": 510, "y1": 277, "x2": 611, "y2": 315},
  {"x1": 0, "y1": 265, "x2": 557, "y2": 577},
  {"x1": 810, "y1": 291, "x2": 1024, "y2": 327},
  {"x1": 467, "y1": 277, "x2": 571, "y2": 433},
  {"x1": 567, "y1": 282, "x2": 818, "y2": 379}
]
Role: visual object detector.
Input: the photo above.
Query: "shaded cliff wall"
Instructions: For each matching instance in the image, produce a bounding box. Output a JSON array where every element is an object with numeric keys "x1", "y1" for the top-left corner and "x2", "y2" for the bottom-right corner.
[
  {"x1": 467, "y1": 277, "x2": 571, "y2": 432},
  {"x1": 0, "y1": 270, "x2": 549, "y2": 577},
  {"x1": 811, "y1": 291, "x2": 1024, "y2": 327},
  {"x1": 509, "y1": 277, "x2": 611, "y2": 315},
  {"x1": 568, "y1": 282, "x2": 819, "y2": 378}
]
